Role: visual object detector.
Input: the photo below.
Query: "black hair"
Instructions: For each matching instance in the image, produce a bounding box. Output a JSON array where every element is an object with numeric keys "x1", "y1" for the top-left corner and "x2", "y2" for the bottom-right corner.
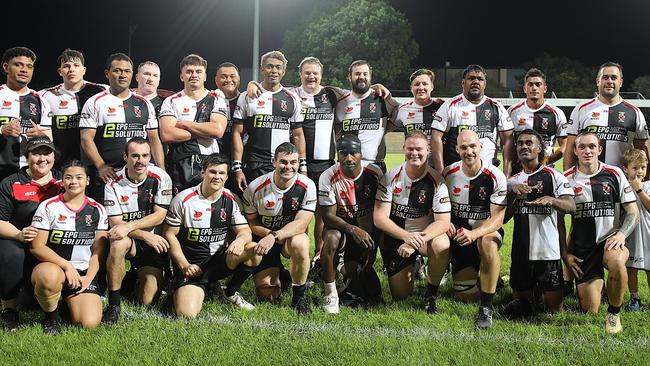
[
  {"x1": 201, "y1": 153, "x2": 230, "y2": 171},
  {"x1": 105, "y1": 53, "x2": 133, "y2": 70}
]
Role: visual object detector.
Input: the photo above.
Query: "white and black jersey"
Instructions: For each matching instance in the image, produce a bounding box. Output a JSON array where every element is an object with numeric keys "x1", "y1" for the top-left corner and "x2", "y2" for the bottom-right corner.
[
  {"x1": 564, "y1": 163, "x2": 635, "y2": 256},
  {"x1": 508, "y1": 101, "x2": 567, "y2": 157},
  {"x1": 233, "y1": 87, "x2": 303, "y2": 163},
  {"x1": 145, "y1": 94, "x2": 164, "y2": 119},
  {"x1": 39, "y1": 82, "x2": 108, "y2": 166},
  {"x1": 104, "y1": 165, "x2": 173, "y2": 224},
  {"x1": 0, "y1": 85, "x2": 51, "y2": 172},
  {"x1": 376, "y1": 163, "x2": 451, "y2": 232},
  {"x1": 159, "y1": 90, "x2": 228, "y2": 163},
  {"x1": 392, "y1": 99, "x2": 444, "y2": 142},
  {"x1": 432, "y1": 94, "x2": 513, "y2": 167},
  {"x1": 566, "y1": 98, "x2": 648, "y2": 167},
  {"x1": 32, "y1": 195, "x2": 108, "y2": 271},
  {"x1": 242, "y1": 171, "x2": 316, "y2": 230},
  {"x1": 165, "y1": 184, "x2": 247, "y2": 265},
  {"x1": 291, "y1": 86, "x2": 337, "y2": 162},
  {"x1": 509, "y1": 165, "x2": 573, "y2": 260},
  {"x1": 335, "y1": 91, "x2": 389, "y2": 162},
  {"x1": 443, "y1": 160, "x2": 508, "y2": 230},
  {"x1": 627, "y1": 181, "x2": 650, "y2": 270},
  {"x1": 318, "y1": 162, "x2": 382, "y2": 233},
  {"x1": 79, "y1": 90, "x2": 158, "y2": 167},
  {"x1": 218, "y1": 92, "x2": 240, "y2": 159}
]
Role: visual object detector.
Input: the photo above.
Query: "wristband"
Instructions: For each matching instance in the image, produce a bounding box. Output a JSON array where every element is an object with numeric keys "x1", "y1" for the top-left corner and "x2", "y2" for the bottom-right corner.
[
  {"x1": 299, "y1": 158, "x2": 307, "y2": 168},
  {"x1": 232, "y1": 160, "x2": 243, "y2": 172},
  {"x1": 637, "y1": 188, "x2": 643, "y2": 194}
]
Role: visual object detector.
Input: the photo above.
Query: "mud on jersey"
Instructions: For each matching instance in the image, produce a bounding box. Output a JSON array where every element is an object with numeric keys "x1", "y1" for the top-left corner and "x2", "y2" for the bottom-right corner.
[
  {"x1": 166, "y1": 185, "x2": 247, "y2": 265},
  {"x1": 0, "y1": 84, "x2": 51, "y2": 170},
  {"x1": 509, "y1": 165, "x2": 573, "y2": 260},
  {"x1": 291, "y1": 86, "x2": 337, "y2": 162},
  {"x1": 79, "y1": 90, "x2": 157, "y2": 167},
  {"x1": 233, "y1": 87, "x2": 303, "y2": 163},
  {"x1": 318, "y1": 162, "x2": 382, "y2": 232},
  {"x1": 159, "y1": 90, "x2": 228, "y2": 162},
  {"x1": 335, "y1": 91, "x2": 389, "y2": 162},
  {"x1": 32, "y1": 195, "x2": 108, "y2": 271},
  {"x1": 566, "y1": 98, "x2": 648, "y2": 167},
  {"x1": 40, "y1": 82, "x2": 108, "y2": 165},
  {"x1": 432, "y1": 94, "x2": 513, "y2": 166},
  {"x1": 564, "y1": 163, "x2": 635, "y2": 256},
  {"x1": 392, "y1": 99, "x2": 443, "y2": 142},
  {"x1": 508, "y1": 101, "x2": 567, "y2": 157},
  {"x1": 104, "y1": 165, "x2": 172, "y2": 224},
  {"x1": 242, "y1": 171, "x2": 316, "y2": 230},
  {"x1": 443, "y1": 160, "x2": 507, "y2": 230},
  {"x1": 376, "y1": 163, "x2": 451, "y2": 232}
]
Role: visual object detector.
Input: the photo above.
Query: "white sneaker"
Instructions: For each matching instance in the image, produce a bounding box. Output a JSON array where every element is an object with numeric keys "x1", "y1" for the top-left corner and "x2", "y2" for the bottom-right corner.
[
  {"x1": 323, "y1": 294, "x2": 340, "y2": 314},
  {"x1": 226, "y1": 292, "x2": 255, "y2": 310}
]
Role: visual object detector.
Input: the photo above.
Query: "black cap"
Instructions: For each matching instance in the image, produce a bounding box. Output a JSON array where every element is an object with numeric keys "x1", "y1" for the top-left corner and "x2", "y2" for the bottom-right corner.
[
  {"x1": 26, "y1": 136, "x2": 55, "y2": 152},
  {"x1": 336, "y1": 134, "x2": 362, "y2": 153}
]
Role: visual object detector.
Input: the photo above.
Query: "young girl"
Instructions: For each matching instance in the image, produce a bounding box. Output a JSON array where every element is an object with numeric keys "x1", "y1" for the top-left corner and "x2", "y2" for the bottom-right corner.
[{"x1": 30, "y1": 160, "x2": 108, "y2": 334}]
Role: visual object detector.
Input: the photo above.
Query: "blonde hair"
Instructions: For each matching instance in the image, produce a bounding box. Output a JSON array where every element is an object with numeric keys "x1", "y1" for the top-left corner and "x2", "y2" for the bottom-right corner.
[{"x1": 623, "y1": 148, "x2": 648, "y2": 167}]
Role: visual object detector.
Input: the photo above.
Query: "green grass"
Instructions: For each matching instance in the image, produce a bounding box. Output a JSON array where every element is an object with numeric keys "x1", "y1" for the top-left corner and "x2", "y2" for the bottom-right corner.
[{"x1": 2, "y1": 154, "x2": 650, "y2": 365}]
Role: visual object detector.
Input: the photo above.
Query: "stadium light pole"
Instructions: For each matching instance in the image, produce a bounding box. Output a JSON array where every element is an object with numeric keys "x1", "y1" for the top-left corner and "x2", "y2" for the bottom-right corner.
[{"x1": 252, "y1": 0, "x2": 260, "y2": 82}]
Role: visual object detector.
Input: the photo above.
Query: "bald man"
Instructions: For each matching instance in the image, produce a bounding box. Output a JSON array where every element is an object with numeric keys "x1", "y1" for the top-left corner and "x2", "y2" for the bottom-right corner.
[{"x1": 442, "y1": 130, "x2": 507, "y2": 328}]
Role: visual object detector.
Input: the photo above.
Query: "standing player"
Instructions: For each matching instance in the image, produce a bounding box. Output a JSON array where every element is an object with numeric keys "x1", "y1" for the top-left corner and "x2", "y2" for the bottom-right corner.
[
  {"x1": 159, "y1": 54, "x2": 228, "y2": 194},
  {"x1": 232, "y1": 51, "x2": 306, "y2": 193},
  {"x1": 431, "y1": 64, "x2": 514, "y2": 177},
  {"x1": 374, "y1": 131, "x2": 452, "y2": 312},
  {"x1": 0, "y1": 46, "x2": 51, "y2": 179},
  {"x1": 163, "y1": 153, "x2": 259, "y2": 319},
  {"x1": 564, "y1": 132, "x2": 639, "y2": 333},
  {"x1": 443, "y1": 130, "x2": 507, "y2": 328},
  {"x1": 30, "y1": 161, "x2": 108, "y2": 333},
  {"x1": 319, "y1": 135, "x2": 383, "y2": 313},
  {"x1": 503, "y1": 129, "x2": 575, "y2": 317},
  {"x1": 508, "y1": 68, "x2": 567, "y2": 170},
  {"x1": 134, "y1": 61, "x2": 163, "y2": 118},
  {"x1": 214, "y1": 62, "x2": 242, "y2": 162},
  {"x1": 563, "y1": 62, "x2": 648, "y2": 170},
  {"x1": 102, "y1": 138, "x2": 173, "y2": 323},
  {"x1": 79, "y1": 53, "x2": 164, "y2": 202},
  {"x1": 40, "y1": 49, "x2": 107, "y2": 169},
  {"x1": 242, "y1": 142, "x2": 316, "y2": 314}
]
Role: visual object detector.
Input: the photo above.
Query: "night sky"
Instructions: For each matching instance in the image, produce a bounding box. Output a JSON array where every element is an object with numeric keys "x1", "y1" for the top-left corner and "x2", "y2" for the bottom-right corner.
[{"x1": 5, "y1": 0, "x2": 650, "y2": 91}]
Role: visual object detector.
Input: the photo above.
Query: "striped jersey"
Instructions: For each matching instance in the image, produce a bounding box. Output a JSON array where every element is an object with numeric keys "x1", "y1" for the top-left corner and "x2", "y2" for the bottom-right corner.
[
  {"x1": 335, "y1": 90, "x2": 389, "y2": 162},
  {"x1": 291, "y1": 86, "x2": 337, "y2": 162},
  {"x1": 507, "y1": 101, "x2": 567, "y2": 157},
  {"x1": 217, "y1": 92, "x2": 241, "y2": 159},
  {"x1": 32, "y1": 195, "x2": 108, "y2": 271},
  {"x1": 392, "y1": 98, "x2": 444, "y2": 142}
]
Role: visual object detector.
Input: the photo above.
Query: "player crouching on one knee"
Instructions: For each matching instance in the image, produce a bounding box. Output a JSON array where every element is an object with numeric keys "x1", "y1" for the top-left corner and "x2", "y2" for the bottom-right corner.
[
  {"x1": 374, "y1": 131, "x2": 451, "y2": 313},
  {"x1": 163, "y1": 154, "x2": 260, "y2": 319}
]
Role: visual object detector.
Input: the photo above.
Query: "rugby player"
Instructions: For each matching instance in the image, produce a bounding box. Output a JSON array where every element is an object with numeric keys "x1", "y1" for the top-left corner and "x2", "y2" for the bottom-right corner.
[
  {"x1": 375, "y1": 131, "x2": 451, "y2": 312},
  {"x1": 214, "y1": 62, "x2": 241, "y2": 162},
  {"x1": 134, "y1": 61, "x2": 163, "y2": 118},
  {"x1": 443, "y1": 130, "x2": 507, "y2": 328}
]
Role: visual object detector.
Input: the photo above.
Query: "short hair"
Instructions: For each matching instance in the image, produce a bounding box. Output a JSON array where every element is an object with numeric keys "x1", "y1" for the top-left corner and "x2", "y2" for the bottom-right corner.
[
  {"x1": 623, "y1": 148, "x2": 648, "y2": 167},
  {"x1": 216, "y1": 62, "x2": 239, "y2": 74},
  {"x1": 180, "y1": 54, "x2": 207, "y2": 70},
  {"x1": 462, "y1": 64, "x2": 486, "y2": 79},
  {"x1": 404, "y1": 130, "x2": 429, "y2": 143},
  {"x1": 260, "y1": 51, "x2": 287, "y2": 69},
  {"x1": 516, "y1": 128, "x2": 546, "y2": 162},
  {"x1": 57, "y1": 49, "x2": 84, "y2": 67},
  {"x1": 105, "y1": 53, "x2": 133, "y2": 70},
  {"x1": 524, "y1": 68, "x2": 546, "y2": 83},
  {"x1": 575, "y1": 131, "x2": 602, "y2": 148},
  {"x1": 1, "y1": 47, "x2": 36, "y2": 70},
  {"x1": 274, "y1": 142, "x2": 298, "y2": 159},
  {"x1": 598, "y1": 61, "x2": 623, "y2": 78},
  {"x1": 137, "y1": 61, "x2": 159, "y2": 73},
  {"x1": 124, "y1": 137, "x2": 150, "y2": 154},
  {"x1": 298, "y1": 57, "x2": 323, "y2": 72},
  {"x1": 61, "y1": 160, "x2": 88, "y2": 176},
  {"x1": 409, "y1": 68, "x2": 435, "y2": 84},
  {"x1": 201, "y1": 153, "x2": 230, "y2": 171},
  {"x1": 348, "y1": 60, "x2": 372, "y2": 75}
]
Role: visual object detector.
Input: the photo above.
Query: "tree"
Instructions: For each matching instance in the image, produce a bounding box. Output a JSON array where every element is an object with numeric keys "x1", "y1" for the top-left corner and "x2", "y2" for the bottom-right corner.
[
  {"x1": 281, "y1": 0, "x2": 418, "y2": 89},
  {"x1": 631, "y1": 75, "x2": 650, "y2": 98},
  {"x1": 519, "y1": 54, "x2": 597, "y2": 98}
]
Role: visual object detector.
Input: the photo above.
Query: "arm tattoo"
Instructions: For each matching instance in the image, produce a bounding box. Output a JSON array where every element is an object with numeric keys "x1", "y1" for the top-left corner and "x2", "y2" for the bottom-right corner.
[{"x1": 618, "y1": 210, "x2": 639, "y2": 237}]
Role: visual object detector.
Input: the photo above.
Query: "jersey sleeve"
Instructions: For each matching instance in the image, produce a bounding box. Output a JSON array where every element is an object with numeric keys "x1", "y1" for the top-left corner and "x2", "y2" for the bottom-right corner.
[
  {"x1": 165, "y1": 195, "x2": 184, "y2": 227},
  {"x1": 565, "y1": 106, "x2": 580, "y2": 136},
  {"x1": 79, "y1": 97, "x2": 98, "y2": 129},
  {"x1": 158, "y1": 96, "x2": 177, "y2": 119},
  {"x1": 0, "y1": 178, "x2": 15, "y2": 221},
  {"x1": 232, "y1": 93, "x2": 248, "y2": 124},
  {"x1": 634, "y1": 108, "x2": 648, "y2": 140},
  {"x1": 241, "y1": 185, "x2": 257, "y2": 215},
  {"x1": 392, "y1": 106, "x2": 404, "y2": 128},
  {"x1": 103, "y1": 183, "x2": 122, "y2": 217},
  {"x1": 619, "y1": 172, "x2": 636, "y2": 204},
  {"x1": 553, "y1": 171, "x2": 574, "y2": 197},
  {"x1": 431, "y1": 99, "x2": 451, "y2": 133},
  {"x1": 490, "y1": 170, "x2": 508, "y2": 206},
  {"x1": 38, "y1": 94, "x2": 52, "y2": 127},
  {"x1": 376, "y1": 171, "x2": 393, "y2": 202},
  {"x1": 301, "y1": 179, "x2": 317, "y2": 212},
  {"x1": 145, "y1": 99, "x2": 158, "y2": 129},
  {"x1": 212, "y1": 95, "x2": 228, "y2": 118},
  {"x1": 555, "y1": 108, "x2": 568, "y2": 138},
  {"x1": 290, "y1": 94, "x2": 304, "y2": 129},
  {"x1": 154, "y1": 172, "x2": 173, "y2": 208},
  {"x1": 230, "y1": 196, "x2": 248, "y2": 226},
  {"x1": 432, "y1": 177, "x2": 451, "y2": 213},
  {"x1": 318, "y1": 170, "x2": 337, "y2": 207},
  {"x1": 31, "y1": 201, "x2": 51, "y2": 231},
  {"x1": 96, "y1": 204, "x2": 109, "y2": 231},
  {"x1": 496, "y1": 103, "x2": 514, "y2": 131}
]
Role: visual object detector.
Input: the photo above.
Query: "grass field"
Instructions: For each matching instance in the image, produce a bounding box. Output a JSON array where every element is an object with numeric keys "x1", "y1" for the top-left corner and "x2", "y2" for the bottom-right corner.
[{"x1": 2, "y1": 154, "x2": 650, "y2": 365}]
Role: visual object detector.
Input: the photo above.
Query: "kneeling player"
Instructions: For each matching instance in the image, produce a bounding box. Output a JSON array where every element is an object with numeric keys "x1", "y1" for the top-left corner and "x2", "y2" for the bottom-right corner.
[
  {"x1": 163, "y1": 154, "x2": 259, "y2": 319},
  {"x1": 30, "y1": 161, "x2": 109, "y2": 334},
  {"x1": 319, "y1": 135, "x2": 383, "y2": 313},
  {"x1": 242, "y1": 143, "x2": 316, "y2": 314},
  {"x1": 443, "y1": 130, "x2": 507, "y2": 328},
  {"x1": 564, "y1": 132, "x2": 639, "y2": 334},
  {"x1": 374, "y1": 131, "x2": 451, "y2": 312}
]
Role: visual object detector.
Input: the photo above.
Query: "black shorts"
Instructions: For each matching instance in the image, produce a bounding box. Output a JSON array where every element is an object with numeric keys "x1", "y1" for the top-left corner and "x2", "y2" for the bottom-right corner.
[
  {"x1": 380, "y1": 235, "x2": 418, "y2": 278},
  {"x1": 307, "y1": 160, "x2": 335, "y2": 185},
  {"x1": 450, "y1": 228, "x2": 504, "y2": 274},
  {"x1": 171, "y1": 252, "x2": 233, "y2": 291},
  {"x1": 168, "y1": 155, "x2": 208, "y2": 195},
  {"x1": 130, "y1": 239, "x2": 169, "y2": 271},
  {"x1": 574, "y1": 242, "x2": 606, "y2": 285},
  {"x1": 510, "y1": 259, "x2": 563, "y2": 292},
  {"x1": 61, "y1": 270, "x2": 101, "y2": 298},
  {"x1": 252, "y1": 234, "x2": 287, "y2": 275},
  {"x1": 86, "y1": 167, "x2": 106, "y2": 203},
  {"x1": 243, "y1": 161, "x2": 274, "y2": 184}
]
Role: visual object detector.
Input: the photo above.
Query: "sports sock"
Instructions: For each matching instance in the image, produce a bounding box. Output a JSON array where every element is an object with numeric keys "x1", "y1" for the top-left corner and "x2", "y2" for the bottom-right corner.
[
  {"x1": 324, "y1": 282, "x2": 337, "y2": 296},
  {"x1": 425, "y1": 283, "x2": 439, "y2": 298},
  {"x1": 607, "y1": 303, "x2": 621, "y2": 314},
  {"x1": 45, "y1": 308, "x2": 61, "y2": 321},
  {"x1": 631, "y1": 292, "x2": 640, "y2": 300},
  {"x1": 108, "y1": 290, "x2": 121, "y2": 306},
  {"x1": 480, "y1": 291, "x2": 495, "y2": 309},
  {"x1": 292, "y1": 284, "x2": 306, "y2": 299},
  {"x1": 225, "y1": 264, "x2": 255, "y2": 297}
]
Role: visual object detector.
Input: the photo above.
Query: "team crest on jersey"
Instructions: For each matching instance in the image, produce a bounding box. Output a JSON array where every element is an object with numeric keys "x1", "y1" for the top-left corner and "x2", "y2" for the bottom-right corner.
[
  {"x1": 518, "y1": 118, "x2": 526, "y2": 126},
  {"x1": 120, "y1": 195, "x2": 129, "y2": 204},
  {"x1": 257, "y1": 100, "x2": 265, "y2": 107},
  {"x1": 291, "y1": 197, "x2": 300, "y2": 210},
  {"x1": 108, "y1": 107, "x2": 117, "y2": 114},
  {"x1": 484, "y1": 110, "x2": 492, "y2": 120},
  {"x1": 478, "y1": 187, "x2": 487, "y2": 200},
  {"x1": 591, "y1": 112, "x2": 600, "y2": 119},
  {"x1": 418, "y1": 190, "x2": 427, "y2": 203},
  {"x1": 321, "y1": 94, "x2": 328, "y2": 103},
  {"x1": 29, "y1": 103, "x2": 37, "y2": 115},
  {"x1": 265, "y1": 200, "x2": 275, "y2": 209},
  {"x1": 57, "y1": 214, "x2": 67, "y2": 222},
  {"x1": 220, "y1": 208, "x2": 227, "y2": 222},
  {"x1": 133, "y1": 105, "x2": 141, "y2": 118},
  {"x1": 408, "y1": 112, "x2": 416, "y2": 118},
  {"x1": 602, "y1": 182, "x2": 612, "y2": 195},
  {"x1": 280, "y1": 100, "x2": 288, "y2": 112},
  {"x1": 533, "y1": 181, "x2": 544, "y2": 192},
  {"x1": 182, "y1": 107, "x2": 190, "y2": 114},
  {"x1": 541, "y1": 118, "x2": 549, "y2": 129},
  {"x1": 369, "y1": 103, "x2": 376, "y2": 113},
  {"x1": 192, "y1": 210, "x2": 203, "y2": 219},
  {"x1": 618, "y1": 111, "x2": 626, "y2": 122},
  {"x1": 200, "y1": 104, "x2": 207, "y2": 113},
  {"x1": 2, "y1": 100, "x2": 11, "y2": 108},
  {"x1": 85, "y1": 215, "x2": 93, "y2": 226},
  {"x1": 452, "y1": 186, "x2": 461, "y2": 196},
  {"x1": 393, "y1": 187, "x2": 402, "y2": 195},
  {"x1": 59, "y1": 100, "x2": 69, "y2": 108}
]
